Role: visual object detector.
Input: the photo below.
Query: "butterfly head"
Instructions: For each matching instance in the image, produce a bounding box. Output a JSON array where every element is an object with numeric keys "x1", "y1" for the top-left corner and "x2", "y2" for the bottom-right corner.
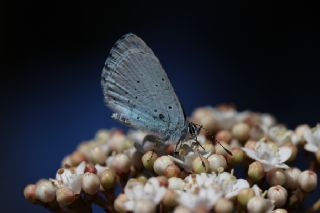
[{"x1": 188, "y1": 122, "x2": 202, "y2": 138}]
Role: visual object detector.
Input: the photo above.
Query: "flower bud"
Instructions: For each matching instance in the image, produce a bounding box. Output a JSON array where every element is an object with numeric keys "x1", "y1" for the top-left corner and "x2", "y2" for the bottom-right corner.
[
  {"x1": 227, "y1": 147, "x2": 245, "y2": 165},
  {"x1": 202, "y1": 143, "x2": 215, "y2": 153},
  {"x1": 114, "y1": 193, "x2": 128, "y2": 213},
  {"x1": 298, "y1": 170, "x2": 317, "y2": 192},
  {"x1": 216, "y1": 130, "x2": 232, "y2": 144},
  {"x1": 153, "y1": 156, "x2": 174, "y2": 175},
  {"x1": 142, "y1": 151, "x2": 158, "y2": 170},
  {"x1": 35, "y1": 180, "x2": 56, "y2": 203},
  {"x1": 192, "y1": 156, "x2": 209, "y2": 174},
  {"x1": 100, "y1": 168, "x2": 116, "y2": 190},
  {"x1": 316, "y1": 149, "x2": 320, "y2": 163},
  {"x1": 267, "y1": 169, "x2": 286, "y2": 186},
  {"x1": 247, "y1": 196, "x2": 268, "y2": 213},
  {"x1": 208, "y1": 154, "x2": 227, "y2": 173},
  {"x1": 284, "y1": 167, "x2": 301, "y2": 189},
  {"x1": 164, "y1": 164, "x2": 181, "y2": 178},
  {"x1": 214, "y1": 198, "x2": 234, "y2": 213},
  {"x1": 232, "y1": 122, "x2": 250, "y2": 142},
  {"x1": 70, "y1": 151, "x2": 86, "y2": 166},
  {"x1": 162, "y1": 189, "x2": 178, "y2": 208},
  {"x1": 24, "y1": 184, "x2": 37, "y2": 203},
  {"x1": 237, "y1": 188, "x2": 255, "y2": 206},
  {"x1": 267, "y1": 185, "x2": 288, "y2": 207},
  {"x1": 111, "y1": 154, "x2": 131, "y2": 175},
  {"x1": 56, "y1": 186, "x2": 76, "y2": 207},
  {"x1": 82, "y1": 172, "x2": 100, "y2": 195},
  {"x1": 215, "y1": 142, "x2": 231, "y2": 157},
  {"x1": 168, "y1": 177, "x2": 185, "y2": 190},
  {"x1": 134, "y1": 199, "x2": 156, "y2": 213},
  {"x1": 272, "y1": 209, "x2": 288, "y2": 213},
  {"x1": 132, "y1": 151, "x2": 144, "y2": 170},
  {"x1": 90, "y1": 146, "x2": 106, "y2": 165},
  {"x1": 248, "y1": 161, "x2": 265, "y2": 182}
]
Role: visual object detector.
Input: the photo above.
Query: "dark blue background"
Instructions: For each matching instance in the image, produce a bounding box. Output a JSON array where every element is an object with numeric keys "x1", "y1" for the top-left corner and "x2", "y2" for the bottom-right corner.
[{"x1": 3, "y1": 1, "x2": 320, "y2": 212}]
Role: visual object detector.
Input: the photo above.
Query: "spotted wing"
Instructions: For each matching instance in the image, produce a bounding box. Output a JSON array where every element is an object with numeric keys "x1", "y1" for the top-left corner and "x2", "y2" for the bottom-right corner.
[{"x1": 101, "y1": 33, "x2": 187, "y2": 142}]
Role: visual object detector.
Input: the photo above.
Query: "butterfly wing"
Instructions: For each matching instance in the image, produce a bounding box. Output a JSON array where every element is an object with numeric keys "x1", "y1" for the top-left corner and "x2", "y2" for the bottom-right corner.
[{"x1": 101, "y1": 33, "x2": 187, "y2": 143}]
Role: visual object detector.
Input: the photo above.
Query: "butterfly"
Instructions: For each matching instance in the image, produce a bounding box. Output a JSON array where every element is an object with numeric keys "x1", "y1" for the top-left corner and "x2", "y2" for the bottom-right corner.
[{"x1": 101, "y1": 33, "x2": 230, "y2": 154}]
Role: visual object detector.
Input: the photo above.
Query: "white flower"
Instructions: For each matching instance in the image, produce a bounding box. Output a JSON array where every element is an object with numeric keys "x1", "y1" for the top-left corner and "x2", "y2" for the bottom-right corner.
[
  {"x1": 184, "y1": 172, "x2": 249, "y2": 199},
  {"x1": 242, "y1": 141, "x2": 291, "y2": 171},
  {"x1": 55, "y1": 161, "x2": 86, "y2": 194},
  {"x1": 303, "y1": 124, "x2": 320, "y2": 153},
  {"x1": 178, "y1": 187, "x2": 223, "y2": 211},
  {"x1": 169, "y1": 138, "x2": 211, "y2": 172},
  {"x1": 260, "y1": 113, "x2": 276, "y2": 133},
  {"x1": 124, "y1": 177, "x2": 166, "y2": 212},
  {"x1": 268, "y1": 126, "x2": 293, "y2": 145},
  {"x1": 251, "y1": 184, "x2": 275, "y2": 212}
]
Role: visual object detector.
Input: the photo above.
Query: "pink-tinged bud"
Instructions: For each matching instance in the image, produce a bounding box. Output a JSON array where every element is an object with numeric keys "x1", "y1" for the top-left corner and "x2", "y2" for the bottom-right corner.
[
  {"x1": 85, "y1": 163, "x2": 97, "y2": 174},
  {"x1": 134, "y1": 199, "x2": 156, "y2": 213},
  {"x1": 227, "y1": 147, "x2": 245, "y2": 165},
  {"x1": 247, "y1": 196, "x2": 268, "y2": 213},
  {"x1": 248, "y1": 161, "x2": 265, "y2": 182},
  {"x1": 208, "y1": 154, "x2": 227, "y2": 173},
  {"x1": 168, "y1": 177, "x2": 185, "y2": 190},
  {"x1": 153, "y1": 156, "x2": 174, "y2": 175},
  {"x1": 142, "y1": 151, "x2": 158, "y2": 170},
  {"x1": 237, "y1": 188, "x2": 255, "y2": 206},
  {"x1": 267, "y1": 169, "x2": 286, "y2": 186},
  {"x1": 111, "y1": 154, "x2": 131, "y2": 175},
  {"x1": 215, "y1": 142, "x2": 231, "y2": 157},
  {"x1": 100, "y1": 168, "x2": 116, "y2": 190},
  {"x1": 245, "y1": 140, "x2": 256, "y2": 150},
  {"x1": 298, "y1": 170, "x2": 317, "y2": 192},
  {"x1": 70, "y1": 151, "x2": 86, "y2": 166},
  {"x1": 316, "y1": 149, "x2": 320, "y2": 163},
  {"x1": 216, "y1": 130, "x2": 232, "y2": 144},
  {"x1": 162, "y1": 189, "x2": 178, "y2": 208},
  {"x1": 164, "y1": 164, "x2": 181, "y2": 178},
  {"x1": 232, "y1": 122, "x2": 250, "y2": 142},
  {"x1": 24, "y1": 184, "x2": 37, "y2": 203},
  {"x1": 267, "y1": 185, "x2": 288, "y2": 207},
  {"x1": 82, "y1": 172, "x2": 100, "y2": 195},
  {"x1": 91, "y1": 147, "x2": 107, "y2": 165},
  {"x1": 56, "y1": 186, "x2": 76, "y2": 207},
  {"x1": 192, "y1": 156, "x2": 209, "y2": 174},
  {"x1": 174, "y1": 206, "x2": 192, "y2": 213},
  {"x1": 284, "y1": 168, "x2": 301, "y2": 190},
  {"x1": 132, "y1": 151, "x2": 144, "y2": 170},
  {"x1": 35, "y1": 180, "x2": 56, "y2": 203},
  {"x1": 114, "y1": 193, "x2": 128, "y2": 213},
  {"x1": 272, "y1": 209, "x2": 288, "y2": 213},
  {"x1": 214, "y1": 198, "x2": 234, "y2": 213}
]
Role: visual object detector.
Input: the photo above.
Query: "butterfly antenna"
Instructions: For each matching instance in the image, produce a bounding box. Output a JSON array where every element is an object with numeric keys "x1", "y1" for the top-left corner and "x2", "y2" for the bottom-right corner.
[{"x1": 200, "y1": 126, "x2": 233, "y2": 156}]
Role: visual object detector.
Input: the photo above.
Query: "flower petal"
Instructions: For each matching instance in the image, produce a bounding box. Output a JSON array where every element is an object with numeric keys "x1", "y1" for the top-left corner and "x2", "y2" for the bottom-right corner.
[
  {"x1": 241, "y1": 148, "x2": 259, "y2": 161},
  {"x1": 304, "y1": 143, "x2": 318, "y2": 153},
  {"x1": 278, "y1": 146, "x2": 292, "y2": 163},
  {"x1": 303, "y1": 128, "x2": 314, "y2": 145}
]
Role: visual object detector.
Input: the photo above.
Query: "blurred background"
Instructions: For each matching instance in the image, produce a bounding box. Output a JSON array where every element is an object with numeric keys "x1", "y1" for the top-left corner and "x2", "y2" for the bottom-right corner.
[{"x1": 2, "y1": 0, "x2": 320, "y2": 212}]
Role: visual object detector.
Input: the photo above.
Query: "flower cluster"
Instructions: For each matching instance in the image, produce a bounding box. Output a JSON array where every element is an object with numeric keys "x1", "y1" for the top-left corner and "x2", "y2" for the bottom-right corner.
[{"x1": 24, "y1": 105, "x2": 319, "y2": 213}]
